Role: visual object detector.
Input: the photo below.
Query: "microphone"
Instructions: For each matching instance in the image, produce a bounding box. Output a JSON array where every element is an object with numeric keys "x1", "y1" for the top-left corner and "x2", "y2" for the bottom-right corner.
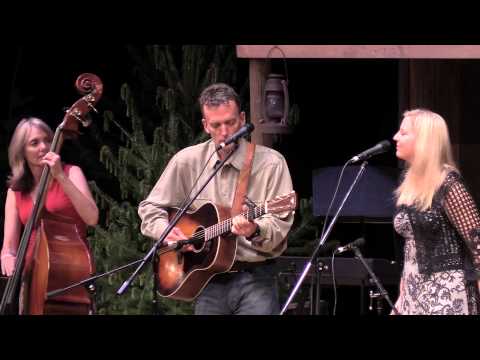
[
  {"x1": 216, "y1": 123, "x2": 255, "y2": 150},
  {"x1": 350, "y1": 140, "x2": 391, "y2": 163},
  {"x1": 335, "y1": 237, "x2": 365, "y2": 254}
]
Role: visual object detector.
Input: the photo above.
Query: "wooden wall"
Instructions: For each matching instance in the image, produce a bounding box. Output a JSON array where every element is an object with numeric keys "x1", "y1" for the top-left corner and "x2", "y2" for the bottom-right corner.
[{"x1": 400, "y1": 60, "x2": 480, "y2": 202}]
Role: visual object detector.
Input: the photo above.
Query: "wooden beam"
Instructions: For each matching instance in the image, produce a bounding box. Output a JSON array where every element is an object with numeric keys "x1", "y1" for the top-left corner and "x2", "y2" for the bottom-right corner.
[{"x1": 236, "y1": 45, "x2": 480, "y2": 59}]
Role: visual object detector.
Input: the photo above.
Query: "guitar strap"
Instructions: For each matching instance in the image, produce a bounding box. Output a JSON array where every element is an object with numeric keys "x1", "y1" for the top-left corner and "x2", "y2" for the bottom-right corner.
[{"x1": 231, "y1": 142, "x2": 256, "y2": 216}]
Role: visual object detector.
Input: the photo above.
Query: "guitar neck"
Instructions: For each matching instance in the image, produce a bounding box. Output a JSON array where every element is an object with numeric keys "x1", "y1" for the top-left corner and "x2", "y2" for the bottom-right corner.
[{"x1": 204, "y1": 204, "x2": 266, "y2": 241}]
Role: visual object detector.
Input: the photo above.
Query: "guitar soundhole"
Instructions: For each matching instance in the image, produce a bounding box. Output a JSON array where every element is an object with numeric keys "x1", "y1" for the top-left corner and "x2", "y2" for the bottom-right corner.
[{"x1": 192, "y1": 226, "x2": 211, "y2": 254}]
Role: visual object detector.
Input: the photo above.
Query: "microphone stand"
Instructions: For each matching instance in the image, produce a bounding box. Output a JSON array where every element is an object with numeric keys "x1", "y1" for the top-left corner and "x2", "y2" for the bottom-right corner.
[
  {"x1": 116, "y1": 144, "x2": 239, "y2": 296},
  {"x1": 280, "y1": 160, "x2": 368, "y2": 315},
  {"x1": 47, "y1": 258, "x2": 144, "y2": 299},
  {"x1": 352, "y1": 246, "x2": 399, "y2": 315}
]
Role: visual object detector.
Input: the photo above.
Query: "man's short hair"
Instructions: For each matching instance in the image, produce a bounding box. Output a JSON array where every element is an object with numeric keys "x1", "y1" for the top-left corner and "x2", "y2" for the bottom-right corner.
[{"x1": 198, "y1": 83, "x2": 241, "y2": 115}]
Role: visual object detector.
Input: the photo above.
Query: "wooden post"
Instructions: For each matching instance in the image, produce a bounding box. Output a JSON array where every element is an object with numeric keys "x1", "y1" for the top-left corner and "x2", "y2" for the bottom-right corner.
[{"x1": 248, "y1": 59, "x2": 270, "y2": 145}]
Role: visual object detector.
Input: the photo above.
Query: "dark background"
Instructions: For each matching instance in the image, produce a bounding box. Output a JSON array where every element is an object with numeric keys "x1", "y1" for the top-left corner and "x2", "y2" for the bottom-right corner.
[{"x1": 279, "y1": 58, "x2": 400, "y2": 258}]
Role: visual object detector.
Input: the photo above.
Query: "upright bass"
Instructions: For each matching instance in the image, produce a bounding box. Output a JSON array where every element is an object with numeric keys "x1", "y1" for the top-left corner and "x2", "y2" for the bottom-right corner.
[{"x1": 0, "y1": 74, "x2": 103, "y2": 315}]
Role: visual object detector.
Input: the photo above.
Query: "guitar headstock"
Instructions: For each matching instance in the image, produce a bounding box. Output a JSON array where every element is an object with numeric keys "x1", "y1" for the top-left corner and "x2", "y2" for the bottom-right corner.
[{"x1": 265, "y1": 191, "x2": 297, "y2": 214}]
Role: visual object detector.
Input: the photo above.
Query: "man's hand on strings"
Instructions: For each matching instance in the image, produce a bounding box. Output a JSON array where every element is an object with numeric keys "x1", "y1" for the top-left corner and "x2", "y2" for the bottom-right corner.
[{"x1": 231, "y1": 205, "x2": 257, "y2": 238}]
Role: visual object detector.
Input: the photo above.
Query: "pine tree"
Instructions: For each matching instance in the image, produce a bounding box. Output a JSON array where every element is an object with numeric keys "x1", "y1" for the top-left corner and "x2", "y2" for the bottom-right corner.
[{"x1": 88, "y1": 45, "x2": 245, "y2": 314}]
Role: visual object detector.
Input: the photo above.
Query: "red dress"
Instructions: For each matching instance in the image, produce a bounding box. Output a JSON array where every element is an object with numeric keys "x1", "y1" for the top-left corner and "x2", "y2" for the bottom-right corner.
[
  {"x1": 15, "y1": 164, "x2": 87, "y2": 238},
  {"x1": 14, "y1": 164, "x2": 94, "y2": 313}
]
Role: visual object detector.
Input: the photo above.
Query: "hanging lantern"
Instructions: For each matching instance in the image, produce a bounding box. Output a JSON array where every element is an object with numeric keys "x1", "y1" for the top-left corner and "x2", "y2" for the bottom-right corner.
[
  {"x1": 263, "y1": 73, "x2": 289, "y2": 127},
  {"x1": 261, "y1": 46, "x2": 291, "y2": 134}
]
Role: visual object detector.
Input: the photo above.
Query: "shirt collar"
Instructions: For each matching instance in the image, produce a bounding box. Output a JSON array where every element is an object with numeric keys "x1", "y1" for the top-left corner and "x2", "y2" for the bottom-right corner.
[{"x1": 208, "y1": 138, "x2": 248, "y2": 171}]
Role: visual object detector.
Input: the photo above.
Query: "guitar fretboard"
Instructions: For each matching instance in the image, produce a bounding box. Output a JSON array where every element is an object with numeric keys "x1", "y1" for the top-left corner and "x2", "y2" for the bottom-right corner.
[{"x1": 191, "y1": 205, "x2": 266, "y2": 242}]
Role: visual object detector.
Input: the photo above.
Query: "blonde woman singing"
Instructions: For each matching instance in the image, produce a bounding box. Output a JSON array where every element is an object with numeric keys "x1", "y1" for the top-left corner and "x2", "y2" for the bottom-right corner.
[{"x1": 392, "y1": 109, "x2": 480, "y2": 315}]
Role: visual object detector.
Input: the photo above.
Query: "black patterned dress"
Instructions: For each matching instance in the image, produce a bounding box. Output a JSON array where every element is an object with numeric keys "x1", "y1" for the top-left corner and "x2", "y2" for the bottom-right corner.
[{"x1": 393, "y1": 171, "x2": 480, "y2": 315}]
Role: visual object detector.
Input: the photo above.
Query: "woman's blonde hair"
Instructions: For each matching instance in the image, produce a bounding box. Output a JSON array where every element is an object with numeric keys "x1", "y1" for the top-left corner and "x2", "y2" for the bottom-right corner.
[
  {"x1": 7, "y1": 117, "x2": 54, "y2": 192},
  {"x1": 395, "y1": 109, "x2": 457, "y2": 211}
]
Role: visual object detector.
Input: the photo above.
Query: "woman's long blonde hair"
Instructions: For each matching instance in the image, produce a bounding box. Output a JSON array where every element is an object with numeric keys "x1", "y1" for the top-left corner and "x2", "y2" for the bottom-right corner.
[
  {"x1": 7, "y1": 117, "x2": 54, "y2": 192},
  {"x1": 395, "y1": 109, "x2": 457, "y2": 211}
]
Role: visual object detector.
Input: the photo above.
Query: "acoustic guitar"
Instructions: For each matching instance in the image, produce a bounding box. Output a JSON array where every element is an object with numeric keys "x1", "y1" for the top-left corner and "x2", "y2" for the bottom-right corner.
[{"x1": 154, "y1": 191, "x2": 297, "y2": 301}]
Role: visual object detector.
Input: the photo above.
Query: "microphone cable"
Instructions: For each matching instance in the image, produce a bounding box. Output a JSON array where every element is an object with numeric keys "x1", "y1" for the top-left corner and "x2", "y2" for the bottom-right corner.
[
  {"x1": 319, "y1": 159, "x2": 351, "y2": 239},
  {"x1": 331, "y1": 251, "x2": 339, "y2": 316},
  {"x1": 317, "y1": 158, "x2": 354, "y2": 316}
]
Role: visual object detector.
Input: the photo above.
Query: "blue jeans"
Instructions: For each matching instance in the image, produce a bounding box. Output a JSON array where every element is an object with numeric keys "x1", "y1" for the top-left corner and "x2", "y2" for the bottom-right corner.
[{"x1": 194, "y1": 262, "x2": 279, "y2": 315}]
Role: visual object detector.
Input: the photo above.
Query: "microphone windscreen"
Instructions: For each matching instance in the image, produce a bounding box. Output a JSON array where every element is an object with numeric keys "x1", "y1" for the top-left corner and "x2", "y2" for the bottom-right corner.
[{"x1": 378, "y1": 140, "x2": 391, "y2": 151}]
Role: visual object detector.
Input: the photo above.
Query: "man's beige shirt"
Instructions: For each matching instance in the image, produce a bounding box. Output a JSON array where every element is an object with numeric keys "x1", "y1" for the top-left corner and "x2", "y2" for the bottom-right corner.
[{"x1": 138, "y1": 138, "x2": 294, "y2": 262}]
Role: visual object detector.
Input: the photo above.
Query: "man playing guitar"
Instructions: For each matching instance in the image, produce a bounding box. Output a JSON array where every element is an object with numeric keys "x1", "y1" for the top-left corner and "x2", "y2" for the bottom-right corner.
[{"x1": 138, "y1": 83, "x2": 295, "y2": 315}]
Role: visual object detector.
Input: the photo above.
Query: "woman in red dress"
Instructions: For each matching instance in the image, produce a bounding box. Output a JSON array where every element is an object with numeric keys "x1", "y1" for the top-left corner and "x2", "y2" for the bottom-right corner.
[{"x1": 1, "y1": 117, "x2": 99, "y2": 313}]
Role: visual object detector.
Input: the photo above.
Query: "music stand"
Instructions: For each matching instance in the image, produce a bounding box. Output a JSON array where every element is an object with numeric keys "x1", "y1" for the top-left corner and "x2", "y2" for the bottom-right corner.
[
  {"x1": 313, "y1": 165, "x2": 399, "y2": 222},
  {"x1": 311, "y1": 165, "x2": 399, "y2": 314}
]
